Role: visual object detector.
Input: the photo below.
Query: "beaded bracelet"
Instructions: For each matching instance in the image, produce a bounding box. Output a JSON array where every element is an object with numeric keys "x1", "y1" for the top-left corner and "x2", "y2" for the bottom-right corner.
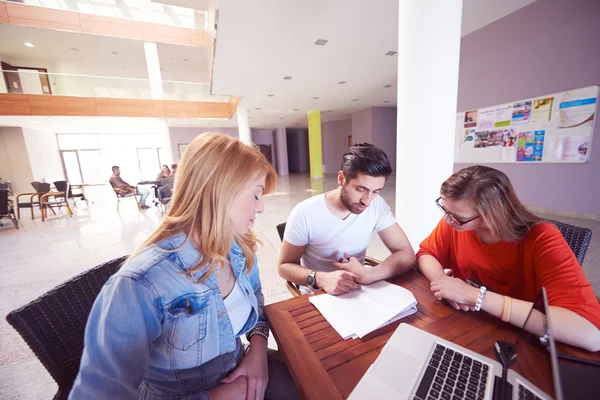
[{"x1": 474, "y1": 286, "x2": 487, "y2": 311}]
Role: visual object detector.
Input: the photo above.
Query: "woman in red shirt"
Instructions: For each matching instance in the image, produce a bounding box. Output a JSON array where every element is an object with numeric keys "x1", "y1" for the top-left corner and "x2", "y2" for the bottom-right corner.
[{"x1": 418, "y1": 165, "x2": 600, "y2": 352}]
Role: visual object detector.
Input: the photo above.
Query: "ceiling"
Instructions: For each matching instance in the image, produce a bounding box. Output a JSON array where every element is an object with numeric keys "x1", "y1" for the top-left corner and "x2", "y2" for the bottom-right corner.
[
  {"x1": 209, "y1": 0, "x2": 538, "y2": 129},
  {"x1": 0, "y1": 24, "x2": 208, "y2": 82}
]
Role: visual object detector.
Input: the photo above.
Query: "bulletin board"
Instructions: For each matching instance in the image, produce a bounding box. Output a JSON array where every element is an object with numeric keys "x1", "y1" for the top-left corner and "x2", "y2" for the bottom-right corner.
[{"x1": 454, "y1": 85, "x2": 598, "y2": 163}]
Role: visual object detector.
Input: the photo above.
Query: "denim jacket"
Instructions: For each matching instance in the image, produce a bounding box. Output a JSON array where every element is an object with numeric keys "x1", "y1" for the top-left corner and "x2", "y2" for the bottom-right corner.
[{"x1": 69, "y1": 231, "x2": 268, "y2": 399}]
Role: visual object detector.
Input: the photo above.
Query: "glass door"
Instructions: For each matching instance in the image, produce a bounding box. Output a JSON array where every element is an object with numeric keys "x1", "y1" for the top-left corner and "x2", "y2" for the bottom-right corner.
[
  {"x1": 61, "y1": 150, "x2": 83, "y2": 184},
  {"x1": 137, "y1": 148, "x2": 160, "y2": 182}
]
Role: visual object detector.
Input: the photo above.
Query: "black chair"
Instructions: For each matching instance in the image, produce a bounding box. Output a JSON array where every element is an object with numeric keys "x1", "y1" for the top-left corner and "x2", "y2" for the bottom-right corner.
[
  {"x1": 549, "y1": 219, "x2": 592, "y2": 265},
  {"x1": 276, "y1": 222, "x2": 382, "y2": 297},
  {"x1": 16, "y1": 182, "x2": 51, "y2": 220},
  {"x1": 56, "y1": 181, "x2": 86, "y2": 207},
  {"x1": 6, "y1": 256, "x2": 128, "y2": 400},
  {"x1": 41, "y1": 181, "x2": 73, "y2": 222},
  {"x1": 0, "y1": 189, "x2": 18, "y2": 229}
]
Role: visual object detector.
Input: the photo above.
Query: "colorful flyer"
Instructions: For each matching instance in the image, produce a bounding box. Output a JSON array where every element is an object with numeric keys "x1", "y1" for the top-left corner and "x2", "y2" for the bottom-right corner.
[
  {"x1": 532, "y1": 97, "x2": 554, "y2": 123},
  {"x1": 561, "y1": 136, "x2": 590, "y2": 161},
  {"x1": 464, "y1": 110, "x2": 478, "y2": 128},
  {"x1": 494, "y1": 105, "x2": 512, "y2": 127},
  {"x1": 559, "y1": 86, "x2": 598, "y2": 128},
  {"x1": 502, "y1": 129, "x2": 517, "y2": 147},
  {"x1": 511, "y1": 101, "x2": 532, "y2": 125},
  {"x1": 463, "y1": 129, "x2": 475, "y2": 146},
  {"x1": 516, "y1": 130, "x2": 545, "y2": 162}
]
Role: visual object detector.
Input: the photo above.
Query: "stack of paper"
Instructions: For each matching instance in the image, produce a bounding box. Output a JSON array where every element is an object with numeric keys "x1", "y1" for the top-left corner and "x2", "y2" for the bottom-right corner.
[{"x1": 309, "y1": 281, "x2": 418, "y2": 339}]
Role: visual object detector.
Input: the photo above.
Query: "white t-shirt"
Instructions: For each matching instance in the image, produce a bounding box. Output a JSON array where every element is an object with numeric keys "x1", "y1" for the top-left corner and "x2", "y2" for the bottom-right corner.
[
  {"x1": 283, "y1": 193, "x2": 396, "y2": 274},
  {"x1": 223, "y1": 279, "x2": 252, "y2": 336}
]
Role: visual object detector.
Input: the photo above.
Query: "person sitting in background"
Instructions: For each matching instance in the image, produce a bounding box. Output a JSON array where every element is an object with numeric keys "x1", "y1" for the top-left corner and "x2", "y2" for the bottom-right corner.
[
  {"x1": 418, "y1": 165, "x2": 600, "y2": 352},
  {"x1": 71, "y1": 133, "x2": 298, "y2": 400},
  {"x1": 278, "y1": 142, "x2": 416, "y2": 295},
  {"x1": 171, "y1": 163, "x2": 178, "y2": 175},
  {"x1": 109, "y1": 166, "x2": 150, "y2": 209},
  {"x1": 156, "y1": 165, "x2": 172, "y2": 180}
]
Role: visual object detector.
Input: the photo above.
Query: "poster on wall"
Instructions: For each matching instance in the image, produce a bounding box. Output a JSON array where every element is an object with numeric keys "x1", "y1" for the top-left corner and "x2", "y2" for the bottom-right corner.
[
  {"x1": 559, "y1": 86, "x2": 597, "y2": 128},
  {"x1": 455, "y1": 85, "x2": 598, "y2": 164}
]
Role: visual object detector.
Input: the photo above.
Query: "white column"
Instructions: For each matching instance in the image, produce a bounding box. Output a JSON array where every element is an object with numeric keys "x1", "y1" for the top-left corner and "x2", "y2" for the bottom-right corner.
[
  {"x1": 275, "y1": 127, "x2": 289, "y2": 175},
  {"x1": 237, "y1": 108, "x2": 252, "y2": 145},
  {"x1": 395, "y1": 0, "x2": 463, "y2": 250},
  {"x1": 143, "y1": 42, "x2": 164, "y2": 100}
]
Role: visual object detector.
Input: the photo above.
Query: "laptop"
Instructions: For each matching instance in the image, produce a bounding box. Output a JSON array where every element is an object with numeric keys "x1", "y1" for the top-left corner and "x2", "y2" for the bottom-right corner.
[{"x1": 349, "y1": 287, "x2": 600, "y2": 400}]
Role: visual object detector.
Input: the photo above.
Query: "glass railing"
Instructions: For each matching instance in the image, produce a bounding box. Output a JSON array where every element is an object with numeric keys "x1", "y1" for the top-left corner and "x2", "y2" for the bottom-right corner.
[
  {"x1": 1, "y1": 69, "x2": 223, "y2": 101},
  {"x1": 4, "y1": 0, "x2": 206, "y2": 30}
]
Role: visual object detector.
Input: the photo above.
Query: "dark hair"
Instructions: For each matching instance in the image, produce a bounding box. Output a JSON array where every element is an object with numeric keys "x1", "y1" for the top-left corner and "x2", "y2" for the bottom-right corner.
[
  {"x1": 340, "y1": 142, "x2": 392, "y2": 181},
  {"x1": 111, "y1": 166, "x2": 120, "y2": 172},
  {"x1": 162, "y1": 164, "x2": 171, "y2": 172},
  {"x1": 171, "y1": 164, "x2": 178, "y2": 170},
  {"x1": 441, "y1": 165, "x2": 541, "y2": 241}
]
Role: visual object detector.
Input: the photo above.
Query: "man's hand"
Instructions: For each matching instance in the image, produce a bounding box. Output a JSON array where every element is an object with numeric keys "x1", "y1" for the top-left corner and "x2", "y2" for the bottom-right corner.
[
  {"x1": 333, "y1": 253, "x2": 373, "y2": 284},
  {"x1": 316, "y1": 270, "x2": 360, "y2": 295}
]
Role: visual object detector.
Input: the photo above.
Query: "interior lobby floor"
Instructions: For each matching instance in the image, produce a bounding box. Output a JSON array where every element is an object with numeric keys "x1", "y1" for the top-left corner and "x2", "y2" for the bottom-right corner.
[{"x1": 1, "y1": 173, "x2": 599, "y2": 399}]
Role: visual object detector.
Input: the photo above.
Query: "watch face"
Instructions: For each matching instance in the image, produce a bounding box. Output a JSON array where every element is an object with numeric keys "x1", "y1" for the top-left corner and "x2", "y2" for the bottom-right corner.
[{"x1": 307, "y1": 273, "x2": 315, "y2": 287}]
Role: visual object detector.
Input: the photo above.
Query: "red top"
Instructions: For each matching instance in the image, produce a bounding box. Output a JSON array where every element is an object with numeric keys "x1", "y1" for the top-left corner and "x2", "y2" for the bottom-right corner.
[{"x1": 417, "y1": 219, "x2": 600, "y2": 329}]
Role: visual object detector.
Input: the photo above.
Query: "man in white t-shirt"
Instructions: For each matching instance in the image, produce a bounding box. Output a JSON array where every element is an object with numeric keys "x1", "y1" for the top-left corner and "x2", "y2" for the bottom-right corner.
[{"x1": 278, "y1": 142, "x2": 416, "y2": 295}]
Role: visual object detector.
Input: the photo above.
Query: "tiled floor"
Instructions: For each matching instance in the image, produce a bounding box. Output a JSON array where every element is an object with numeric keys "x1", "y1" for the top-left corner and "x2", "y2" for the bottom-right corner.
[{"x1": 1, "y1": 173, "x2": 598, "y2": 399}]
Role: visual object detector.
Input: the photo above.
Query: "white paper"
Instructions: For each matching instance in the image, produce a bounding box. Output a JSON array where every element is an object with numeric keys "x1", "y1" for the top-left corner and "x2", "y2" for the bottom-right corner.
[{"x1": 309, "y1": 281, "x2": 418, "y2": 339}]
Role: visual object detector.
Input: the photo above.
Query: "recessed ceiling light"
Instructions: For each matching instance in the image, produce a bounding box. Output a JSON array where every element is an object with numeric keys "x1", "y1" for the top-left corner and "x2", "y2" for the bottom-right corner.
[
  {"x1": 24, "y1": 42, "x2": 34, "y2": 47},
  {"x1": 383, "y1": 101, "x2": 390, "y2": 103},
  {"x1": 383, "y1": 85, "x2": 392, "y2": 88},
  {"x1": 32, "y1": 120, "x2": 41, "y2": 124},
  {"x1": 385, "y1": 51, "x2": 397, "y2": 56},
  {"x1": 314, "y1": 39, "x2": 328, "y2": 46},
  {"x1": 313, "y1": 97, "x2": 320, "y2": 100},
  {"x1": 112, "y1": 51, "x2": 119, "y2": 55},
  {"x1": 293, "y1": 109, "x2": 299, "y2": 111},
  {"x1": 70, "y1": 47, "x2": 78, "y2": 51},
  {"x1": 338, "y1": 81, "x2": 347, "y2": 85},
  {"x1": 184, "y1": 58, "x2": 190, "y2": 62},
  {"x1": 248, "y1": 117, "x2": 252, "y2": 119},
  {"x1": 280, "y1": 117, "x2": 284, "y2": 120},
  {"x1": 352, "y1": 99, "x2": 359, "y2": 102},
  {"x1": 256, "y1": 108, "x2": 261, "y2": 110},
  {"x1": 283, "y1": 76, "x2": 292, "y2": 80},
  {"x1": 268, "y1": 94, "x2": 275, "y2": 97},
  {"x1": 325, "y1": 110, "x2": 333, "y2": 113}
]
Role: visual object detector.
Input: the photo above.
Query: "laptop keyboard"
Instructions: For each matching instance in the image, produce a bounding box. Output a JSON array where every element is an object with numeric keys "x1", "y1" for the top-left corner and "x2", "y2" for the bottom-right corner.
[
  {"x1": 413, "y1": 343, "x2": 489, "y2": 400},
  {"x1": 518, "y1": 383, "x2": 543, "y2": 400}
]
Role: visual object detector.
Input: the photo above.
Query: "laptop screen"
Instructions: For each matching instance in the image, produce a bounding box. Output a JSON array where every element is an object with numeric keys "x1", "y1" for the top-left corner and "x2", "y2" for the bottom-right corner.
[{"x1": 512, "y1": 288, "x2": 600, "y2": 400}]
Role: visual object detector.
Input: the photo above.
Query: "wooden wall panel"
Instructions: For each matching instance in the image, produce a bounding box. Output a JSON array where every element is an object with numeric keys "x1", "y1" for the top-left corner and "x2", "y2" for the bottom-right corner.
[
  {"x1": 27, "y1": 95, "x2": 97, "y2": 116},
  {"x1": 96, "y1": 98, "x2": 165, "y2": 118},
  {"x1": 0, "y1": 94, "x2": 31, "y2": 115},
  {"x1": 0, "y1": 94, "x2": 237, "y2": 119},
  {"x1": 0, "y1": 2, "x2": 9, "y2": 24},
  {"x1": 6, "y1": 2, "x2": 81, "y2": 32},
  {"x1": 0, "y1": 1, "x2": 206, "y2": 47},
  {"x1": 80, "y1": 14, "x2": 143, "y2": 41}
]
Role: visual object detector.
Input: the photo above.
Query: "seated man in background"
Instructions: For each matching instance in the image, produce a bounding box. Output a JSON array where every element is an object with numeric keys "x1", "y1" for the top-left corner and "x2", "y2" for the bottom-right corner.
[
  {"x1": 278, "y1": 142, "x2": 416, "y2": 295},
  {"x1": 108, "y1": 166, "x2": 150, "y2": 209}
]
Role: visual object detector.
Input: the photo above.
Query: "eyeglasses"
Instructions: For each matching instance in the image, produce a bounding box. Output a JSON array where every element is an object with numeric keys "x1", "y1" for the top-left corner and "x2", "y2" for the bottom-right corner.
[{"x1": 435, "y1": 197, "x2": 481, "y2": 226}]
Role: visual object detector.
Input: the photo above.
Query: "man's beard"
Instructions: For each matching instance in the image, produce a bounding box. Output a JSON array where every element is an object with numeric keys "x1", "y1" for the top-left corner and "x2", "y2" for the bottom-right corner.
[{"x1": 340, "y1": 186, "x2": 367, "y2": 214}]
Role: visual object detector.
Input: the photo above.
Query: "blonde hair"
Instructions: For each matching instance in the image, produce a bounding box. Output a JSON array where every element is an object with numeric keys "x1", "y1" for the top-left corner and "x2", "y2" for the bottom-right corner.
[
  {"x1": 441, "y1": 165, "x2": 541, "y2": 242},
  {"x1": 132, "y1": 133, "x2": 277, "y2": 280}
]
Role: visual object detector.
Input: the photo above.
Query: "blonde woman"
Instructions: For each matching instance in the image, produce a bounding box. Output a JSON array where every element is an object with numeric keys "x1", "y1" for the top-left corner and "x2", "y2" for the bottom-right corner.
[
  {"x1": 418, "y1": 165, "x2": 600, "y2": 352},
  {"x1": 70, "y1": 133, "x2": 298, "y2": 400}
]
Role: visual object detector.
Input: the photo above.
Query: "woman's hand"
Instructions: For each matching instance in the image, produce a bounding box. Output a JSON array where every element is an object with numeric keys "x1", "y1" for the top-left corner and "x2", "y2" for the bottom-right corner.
[
  {"x1": 430, "y1": 276, "x2": 479, "y2": 311},
  {"x1": 221, "y1": 337, "x2": 269, "y2": 400}
]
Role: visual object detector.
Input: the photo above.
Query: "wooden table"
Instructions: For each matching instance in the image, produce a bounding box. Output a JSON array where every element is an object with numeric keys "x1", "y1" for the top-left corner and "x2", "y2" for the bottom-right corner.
[{"x1": 265, "y1": 269, "x2": 600, "y2": 400}]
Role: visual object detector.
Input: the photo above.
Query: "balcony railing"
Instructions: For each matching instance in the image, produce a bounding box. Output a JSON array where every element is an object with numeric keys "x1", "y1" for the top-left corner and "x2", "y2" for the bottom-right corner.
[{"x1": 1, "y1": 69, "x2": 228, "y2": 102}]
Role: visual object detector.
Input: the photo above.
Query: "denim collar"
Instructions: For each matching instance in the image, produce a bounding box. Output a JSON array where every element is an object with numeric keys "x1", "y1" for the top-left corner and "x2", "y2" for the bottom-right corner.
[{"x1": 161, "y1": 231, "x2": 246, "y2": 283}]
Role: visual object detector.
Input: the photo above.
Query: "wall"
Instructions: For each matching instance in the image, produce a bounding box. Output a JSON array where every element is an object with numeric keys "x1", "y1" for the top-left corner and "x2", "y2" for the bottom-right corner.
[
  {"x1": 350, "y1": 108, "x2": 373, "y2": 144},
  {"x1": 371, "y1": 107, "x2": 397, "y2": 172},
  {"x1": 168, "y1": 127, "x2": 238, "y2": 161},
  {"x1": 0, "y1": 127, "x2": 35, "y2": 193},
  {"x1": 22, "y1": 129, "x2": 65, "y2": 183},
  {"x1": 455, "y1": 0, "x2": 600, "y2": 215},
  {"x1": 322, "y1": 118, "x2": 351, "y2": 174},
  {"x1": 251, "y1": 129, "x2": 277, "y2": 170}
]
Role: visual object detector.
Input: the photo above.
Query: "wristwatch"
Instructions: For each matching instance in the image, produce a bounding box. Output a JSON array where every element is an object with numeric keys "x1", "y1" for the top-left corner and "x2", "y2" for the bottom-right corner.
[{"x1": 307, "y1": 270, "x2": 318, "y2": 289}]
